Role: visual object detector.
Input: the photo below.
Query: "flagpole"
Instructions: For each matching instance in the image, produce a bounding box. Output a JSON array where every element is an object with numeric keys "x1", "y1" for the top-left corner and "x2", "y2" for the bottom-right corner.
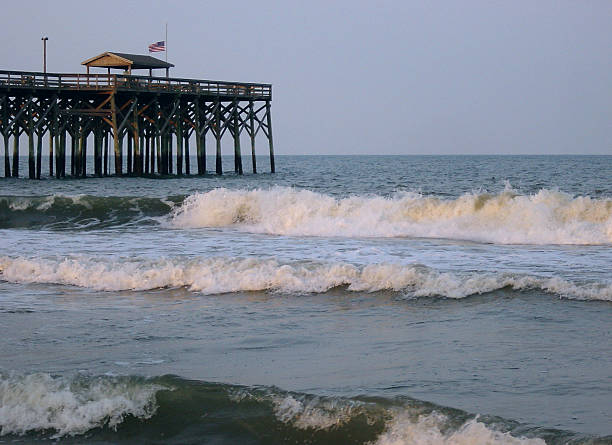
[{"x1": 165, "y1": 22, "x2": 168, "y2": 63}]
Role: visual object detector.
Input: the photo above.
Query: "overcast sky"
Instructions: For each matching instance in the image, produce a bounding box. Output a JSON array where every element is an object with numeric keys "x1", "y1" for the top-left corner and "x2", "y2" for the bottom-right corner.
[{"x1": 2, "y1": 0, "x2": 611, "y2": 155}]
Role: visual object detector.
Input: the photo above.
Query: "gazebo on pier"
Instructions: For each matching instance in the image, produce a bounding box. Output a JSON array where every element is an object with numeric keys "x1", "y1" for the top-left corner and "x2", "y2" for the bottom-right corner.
[{"x1": 81, "y1": 51, "x2": 174, "y2": 77}]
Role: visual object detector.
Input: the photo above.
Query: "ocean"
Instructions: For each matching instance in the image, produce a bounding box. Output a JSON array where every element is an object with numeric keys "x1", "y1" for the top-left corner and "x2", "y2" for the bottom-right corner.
[{"x1": 0, "y1": 155, "x2": 611, "y2": 444}]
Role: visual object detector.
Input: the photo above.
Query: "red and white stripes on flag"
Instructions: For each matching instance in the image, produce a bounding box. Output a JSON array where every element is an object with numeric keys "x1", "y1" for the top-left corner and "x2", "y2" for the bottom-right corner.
[{"x1": 148, "y1": 41, "x2": 166, "y2": 52}]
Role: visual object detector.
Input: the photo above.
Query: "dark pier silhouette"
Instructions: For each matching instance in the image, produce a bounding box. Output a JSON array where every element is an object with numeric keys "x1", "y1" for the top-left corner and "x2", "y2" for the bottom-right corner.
[{"x1": 0, "y1": 52, "x2": 274, "y2": 179}]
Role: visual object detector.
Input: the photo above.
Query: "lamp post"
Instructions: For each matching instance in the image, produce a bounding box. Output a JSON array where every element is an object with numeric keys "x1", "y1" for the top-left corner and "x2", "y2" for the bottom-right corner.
[{"x1": 41, "y1": 37, "x2": 48, "y2": 73}]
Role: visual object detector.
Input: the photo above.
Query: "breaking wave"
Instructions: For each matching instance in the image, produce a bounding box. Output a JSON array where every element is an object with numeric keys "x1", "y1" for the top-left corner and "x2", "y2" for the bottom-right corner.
[
  {"x1": 1, "y1": 255, "x2": 610, "y2": 301},
  {"x1": 0, "y1": 194, "x2": 175, "y2": 230},
  {"x1": 170, "y1": 187, "x2": 612, "y2": 244},
  {"x1": 2, "y1": 372, "x2": 601, "y2": 443}
]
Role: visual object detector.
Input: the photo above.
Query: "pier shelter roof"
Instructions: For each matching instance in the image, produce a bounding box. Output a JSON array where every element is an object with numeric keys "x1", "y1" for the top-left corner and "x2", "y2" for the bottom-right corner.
[{"x1": 82, "y1": 52, "x2": 174, "y2": 75}]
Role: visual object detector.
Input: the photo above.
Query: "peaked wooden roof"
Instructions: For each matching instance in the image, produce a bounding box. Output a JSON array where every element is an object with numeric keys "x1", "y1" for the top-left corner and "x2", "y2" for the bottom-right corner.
[{"x1": 82, "y1": 52, "x2": 174, "y2": 70}]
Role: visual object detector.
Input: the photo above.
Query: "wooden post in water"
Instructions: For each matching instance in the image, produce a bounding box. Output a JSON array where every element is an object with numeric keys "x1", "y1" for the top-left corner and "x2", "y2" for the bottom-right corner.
[
  {"x1": 184, "y1": 133, "x2": 190, "y2": 175},
  {"x1": 215, "y1": 101, "x2": 222, "y2": 175},
  {"x1": 78, "y1": 130, "x2": 87, "y2": 177},
  {"x1": 3, "y1": 134, "x2": 9, "y2": 178},
  {"x1": 48, "y1": 130, "x2": 54, "y2": 177},
  {"x1": 36, "y1": 133, "x2": 42, "y2": 179},
  {"x1": 70, "y1": 132, "x2": 76, "y2": 176},
  {"x1": 127, "y1": 132, "x2": 132, "y2": 175},
  {"x1": 266, "y1": 101, "x2": 275, "y2": 173},
  {"x1": 110, "y1": 94, "x2": 122, "y2": 175},
  {"x1": 12, "y1": 129, "x2": 19, "y2": 177},
  {"x1": 94, "y1": 126, "x2": 102, "y2": 177},
  {"x1": 156, "y1": 135, "x2": 161, "y2": 174},
  {"x1": 249, "y1": 101, "x2": 257, "y2": 174},
  {"x1": 103, "y1": 131, "x2": 109, "y2": 176},
  {"x1": 233, "y1": 101, "x2": 243, "y2": 175},
  {"x1": 168, "y1": 131, "x2": 173, "y2": 174},
  {"x1": 145, "y1": 131, "x2": 150, "y2": 174},
  {"x1": 53, "y1": 130, "x2": 60, "y2": 179},
  {"x1": 28, "y1": 112, "x2": 35, "y2": 179},
  {"x1": 176, "y1": 112, "x2": 183, "y2": 176}
]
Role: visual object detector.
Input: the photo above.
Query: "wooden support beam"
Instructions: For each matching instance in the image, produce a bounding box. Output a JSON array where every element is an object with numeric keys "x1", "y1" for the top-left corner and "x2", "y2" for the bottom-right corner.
[
  {"x1": 36, "y1": 133, "x2": 43, "y2": 179},
  {"x1": 49, "y1": 127, "x2": 54, "y2": 177},
  {"x1": 184, "y1": 133, "x2": 190, "y2": 175},
  {"x1": 266, "y1": 101, "x2": 275, "y2": 173},
  {"x1": 233, "y1": 101, "x2": 243, "y2": 175},
  {"x1": 58, "y1": 130, "x2": 66, "y2": 178},
  {"x1": 249, "y1": 101, "x2": 256, "y2": 174},
  {"x1": 104, "y1": 131, "x2": 109, "y2": 176},
  {"x1": 127, "y1": 131, "x2": 132, "y2": 175},
  {"x1": 215, "y1": 101, "x2": 222, "y2": 175},
  {"x1": 28, "y1": 113, "x2": 35, "y2": 179},
  {"x1": 12, "y1": 129, "x2": 19, "y2": 177},
  {"x1": 3, "y1": 134, "x2": 9, "y2": 178},
  {"x1": 110, "y1": 94, "x2": 122, "y2": 175},
  {"x1": 176, "y1": 106, "x2": 183, "y2": 176},
  {"x1": 132, "y1": 104, "x2": 140, "y2": 175}
]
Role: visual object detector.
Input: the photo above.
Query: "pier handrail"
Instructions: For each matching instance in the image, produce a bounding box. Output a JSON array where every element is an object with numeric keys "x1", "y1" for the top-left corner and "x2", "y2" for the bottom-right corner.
[{"x1": 0, "y1": 70, "x2": 271, "y2": 99}]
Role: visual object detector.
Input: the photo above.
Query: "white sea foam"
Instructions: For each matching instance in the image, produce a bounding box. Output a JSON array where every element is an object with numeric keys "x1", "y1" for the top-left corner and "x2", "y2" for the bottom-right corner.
[
  {"x1": 0, "y1": 373, "x2": 164, "y2": 437},
  {"x1": 1, "y1": 256, "x2": 610, "y2": 301},
  {"x1": 170, "y1": 187, "x2": 612, "y2": 245},
  {"x1": 375, "y1": 411, "x2": 545, "y2": 445}
]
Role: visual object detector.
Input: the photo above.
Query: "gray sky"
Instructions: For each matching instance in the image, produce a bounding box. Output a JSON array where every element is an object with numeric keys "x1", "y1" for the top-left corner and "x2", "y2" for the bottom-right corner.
[{"x1": 2, "y1": 0, "x2": 611, "y2": 155}]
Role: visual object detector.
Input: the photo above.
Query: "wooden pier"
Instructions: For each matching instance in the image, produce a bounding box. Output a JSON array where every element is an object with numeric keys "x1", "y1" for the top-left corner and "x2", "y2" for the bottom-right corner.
[{"x1": 0, "y1": 64, "x2": 274, "y2": 179}]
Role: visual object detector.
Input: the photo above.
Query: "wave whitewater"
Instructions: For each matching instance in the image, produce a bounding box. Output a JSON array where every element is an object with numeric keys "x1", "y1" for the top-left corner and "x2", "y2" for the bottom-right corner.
[
  {"x1": 2, "y1": 372, "x2": 598, "y2": 444},
  {"x1": 171, "y1": 187, "x2": 612, "y2": 245},
  {"x1": 1, "y1": 256, "x2": 610, "y2": 301}
]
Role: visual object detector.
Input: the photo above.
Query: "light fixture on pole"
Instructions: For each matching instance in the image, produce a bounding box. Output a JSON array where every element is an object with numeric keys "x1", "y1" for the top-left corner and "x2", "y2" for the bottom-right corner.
[{"x1": 41, "y1": 37, "x2": 48, "y2": 73}]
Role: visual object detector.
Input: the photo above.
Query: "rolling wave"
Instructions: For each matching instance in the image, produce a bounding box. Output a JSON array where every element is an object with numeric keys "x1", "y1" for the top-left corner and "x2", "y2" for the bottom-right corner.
[
  {"x1": 2, "y1": 372, "x2": 599, "y2": 444},
  {"x1": 0, "y1": 194, "x2": 175, "y2": 230},
  {"x1": 170, "y1": 187, "x2": 612, "y2": 245},
  {"x1": 1, "y1": 255, "x2": 610, "y2": 301},
  {"x1": 2, "y1": 187, "x2": 611, "y2": 245}
]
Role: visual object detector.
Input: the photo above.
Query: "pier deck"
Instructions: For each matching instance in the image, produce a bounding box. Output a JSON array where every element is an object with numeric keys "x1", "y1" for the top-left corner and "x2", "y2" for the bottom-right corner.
[{"x1": 0, "y1": 70, "x2": 274, "y2": 178}]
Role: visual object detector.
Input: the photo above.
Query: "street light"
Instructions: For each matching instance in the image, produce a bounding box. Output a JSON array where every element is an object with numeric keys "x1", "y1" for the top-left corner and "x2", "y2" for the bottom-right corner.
[{"x1": 41, "y1": 37, "x2": 48, "y2": 73}]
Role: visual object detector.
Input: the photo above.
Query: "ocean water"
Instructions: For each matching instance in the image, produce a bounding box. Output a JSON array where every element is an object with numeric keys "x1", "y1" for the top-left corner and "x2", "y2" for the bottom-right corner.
[{"x1": 0, "y1": 155, "x2": 611, "y2": 444}]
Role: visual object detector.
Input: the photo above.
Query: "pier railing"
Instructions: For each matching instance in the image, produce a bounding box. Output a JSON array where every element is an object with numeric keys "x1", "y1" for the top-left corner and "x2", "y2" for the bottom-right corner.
[{"x1": 0, "y1": 70, "x2": 271, "y2": 99}]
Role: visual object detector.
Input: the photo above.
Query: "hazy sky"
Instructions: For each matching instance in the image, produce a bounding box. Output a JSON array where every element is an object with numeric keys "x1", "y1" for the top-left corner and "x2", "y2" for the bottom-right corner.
[{"x1": 2, "y1": 1, "x2": 611, "y2": 155}]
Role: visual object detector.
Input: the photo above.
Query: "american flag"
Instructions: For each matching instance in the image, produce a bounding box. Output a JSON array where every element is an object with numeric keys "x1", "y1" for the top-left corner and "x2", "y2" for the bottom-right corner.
[{"x1": 148, "y1": 41, "x2": 165, "y2": 52}]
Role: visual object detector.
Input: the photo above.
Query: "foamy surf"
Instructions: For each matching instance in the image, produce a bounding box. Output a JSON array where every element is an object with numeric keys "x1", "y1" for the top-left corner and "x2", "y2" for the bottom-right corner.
[
  {"x1": 0, "y1": 373, "x2": 568, "y2": 443},
  {"x1": 170, "y1": 186, "x2": 612, "y2": 245},
  {"x1": 1, "y1": 255, "x2": 610, "y2": 301},
  {"x1": 0, "y1": 372, "x2": 163, "y2": 437}
]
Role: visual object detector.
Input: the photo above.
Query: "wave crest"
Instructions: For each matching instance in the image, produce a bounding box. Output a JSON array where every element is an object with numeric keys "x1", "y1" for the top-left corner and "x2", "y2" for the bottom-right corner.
[
  {"x1": 170, "y1": 187, "x2": 612, "y2": 244},
  {"x1": 1, "y1": 256, "x2": 610, "y2": 301},
  {"x1": 0, "y1": 372, "x2": 163, "y2": 437}
]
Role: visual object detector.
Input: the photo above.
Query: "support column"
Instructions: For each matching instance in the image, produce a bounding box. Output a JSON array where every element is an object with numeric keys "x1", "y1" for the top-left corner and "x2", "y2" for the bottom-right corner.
[
  {"x1": 215, "y1": 102, "x2": 222, "y2": 175},
  {"x1": 127, "y1": 132, "x2": 132, "y2": 175},
  {"x1": 195, "y1": 100, "x2": 203, "y2": 175},
  {"x1": 104, "y1": 131, "x2": 109, "y2": 176},
  {"x1": 249, "y1": 101, "x2": 256, "y2": 174},
  {"x1": 184, "y1": 133, "x2": 190, "y2": 175},
  {"x1": 12, "y1": 129, "x2": 19, "y2": 177},
  {"x1": 3, "y1": 134, "x2": 9, "y2": 178},
  {"x1": 266, "y1": 101, "x2": 275, "y2": 173},
  {"x1": 145, "y1": 132, "x2": 150, "y2": 174},
  {"x1": 94, "y1": 126, "x2": 102, "y2": 177},
  {"x1": 132, "y1": 104, "x2": 141, "y2": 175},
  {"x1": 49, "y1": 130, "x2": 54, "y2": 177},
  {"x1": 36, "y1": 133, "x2": 43, "y2": 179},
  {"x1": 110, "y1": 94, "x2": 122, "y2": 175},
  {"x1": 233, "y1": 102, "x2": 243, "y2": 175},
  {"x1": 28, "y1": 116, "x2": 35, "y2": 179},
  {"x1": 176, "y1": 111, "x2": 183, "y2": 176}
]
